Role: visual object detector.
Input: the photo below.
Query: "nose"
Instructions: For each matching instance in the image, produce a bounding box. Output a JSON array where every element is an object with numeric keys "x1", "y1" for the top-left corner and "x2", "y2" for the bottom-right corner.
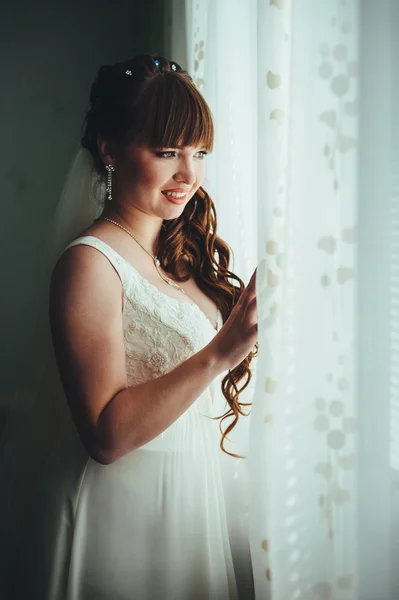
[{"x1": 174, "y1": 158, "x2": 196, "y2": 186}]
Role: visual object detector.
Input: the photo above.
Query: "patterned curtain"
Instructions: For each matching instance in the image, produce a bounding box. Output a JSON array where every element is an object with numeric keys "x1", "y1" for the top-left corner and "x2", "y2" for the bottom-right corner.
[{"x1": 167, "y1": 1, "x2": 398, "y2": 598}]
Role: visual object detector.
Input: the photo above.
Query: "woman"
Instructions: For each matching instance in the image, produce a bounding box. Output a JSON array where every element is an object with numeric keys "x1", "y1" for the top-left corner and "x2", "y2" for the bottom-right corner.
[{"x1": 10, "y1": 54, "x2": 258, "y2": 600}]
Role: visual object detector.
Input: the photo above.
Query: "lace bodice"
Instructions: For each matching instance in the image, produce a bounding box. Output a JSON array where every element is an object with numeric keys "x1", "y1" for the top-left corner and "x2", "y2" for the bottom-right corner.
[{"x1": 63, "y1": 236, "x2": 223, "y2": 390}]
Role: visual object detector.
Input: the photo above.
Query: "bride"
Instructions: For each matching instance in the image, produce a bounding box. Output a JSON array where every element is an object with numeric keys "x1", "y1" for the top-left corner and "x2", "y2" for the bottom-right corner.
[{"x1": 3, "y1": 54, "x2": 258, "y2": 600}]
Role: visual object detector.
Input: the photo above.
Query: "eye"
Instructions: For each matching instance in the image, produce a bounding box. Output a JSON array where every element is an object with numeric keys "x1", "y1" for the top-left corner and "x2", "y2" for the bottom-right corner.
[
  {"x1": 155, "y1": 150, "x2": 209, "y2": 159},
  {"x1": 155, "y1": 151, "x2": 176, "y2": 158}
]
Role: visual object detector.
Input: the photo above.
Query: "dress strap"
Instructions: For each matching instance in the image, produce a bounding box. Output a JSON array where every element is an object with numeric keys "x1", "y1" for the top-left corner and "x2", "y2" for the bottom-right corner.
[{"x1": 62, "y1": 235, "x2": 128, "y2": 289}]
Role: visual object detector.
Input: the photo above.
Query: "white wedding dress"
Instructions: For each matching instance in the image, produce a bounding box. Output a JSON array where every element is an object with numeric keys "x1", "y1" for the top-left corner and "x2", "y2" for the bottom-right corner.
[{"x1": 10, "y1": 235, "x2": 253, "y2": 600}]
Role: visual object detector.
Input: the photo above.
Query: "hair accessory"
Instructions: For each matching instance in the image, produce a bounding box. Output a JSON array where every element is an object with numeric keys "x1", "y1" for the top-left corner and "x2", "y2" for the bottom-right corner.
[
  {"x1": 171, "y1": 63, "x2": 177, "y2": 71},
  {"x1": 154, "y1": 59, "x2": 161, "y2": 68},
  {"x1": 125, "y1": 70, "x2": 132, "y2": 75},
  {"x1": 105, "y1": 164, "x2": 115, "y2": 201}
]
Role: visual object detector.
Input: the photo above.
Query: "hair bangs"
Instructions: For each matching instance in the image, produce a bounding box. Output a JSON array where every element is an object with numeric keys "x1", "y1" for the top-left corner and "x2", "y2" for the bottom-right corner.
[{"x1": 133, "y1": 74, "x2": 214, "y2": 152}]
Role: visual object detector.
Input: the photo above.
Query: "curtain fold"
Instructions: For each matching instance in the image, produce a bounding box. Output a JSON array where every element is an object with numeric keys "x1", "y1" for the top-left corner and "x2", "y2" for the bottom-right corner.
[
  {"x1": 356, "y1": 1, "x2": 396, "y2": 598},
  {"x1": 170, "y1": 1, "x2": 398, "y2": 598}
]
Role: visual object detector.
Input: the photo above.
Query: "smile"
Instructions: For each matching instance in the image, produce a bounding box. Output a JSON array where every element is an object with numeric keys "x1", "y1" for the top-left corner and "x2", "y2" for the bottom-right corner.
[{"x1": 161, "y1": 191, "x2": 188, "y2": 205}]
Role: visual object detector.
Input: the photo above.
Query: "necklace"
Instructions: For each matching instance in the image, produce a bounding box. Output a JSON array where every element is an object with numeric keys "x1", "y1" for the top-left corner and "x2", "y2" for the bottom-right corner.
[
  {"x1": 97, "y1": 217, "x2": 188, "y2": 296},
  {"x1": 97, "y1": 217, "x2": 219, "y2": 331}
]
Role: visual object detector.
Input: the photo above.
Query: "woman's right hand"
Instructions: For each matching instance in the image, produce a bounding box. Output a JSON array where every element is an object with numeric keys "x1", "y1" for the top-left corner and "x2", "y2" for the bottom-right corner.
[{"x1": 208, "y1": 267, "x2": 258, "y2": 372}]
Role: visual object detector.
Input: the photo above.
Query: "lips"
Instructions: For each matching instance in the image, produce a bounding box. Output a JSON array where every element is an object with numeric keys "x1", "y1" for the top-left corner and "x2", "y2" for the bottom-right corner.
[{"x1": 161, "y1": 191, "x2": 187, "y2": 205}]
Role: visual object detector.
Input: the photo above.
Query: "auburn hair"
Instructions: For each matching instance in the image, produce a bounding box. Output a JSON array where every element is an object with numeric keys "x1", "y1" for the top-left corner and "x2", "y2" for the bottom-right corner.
[{"x1": 81, "y1": 54, "x2": 258, "y2": 459}]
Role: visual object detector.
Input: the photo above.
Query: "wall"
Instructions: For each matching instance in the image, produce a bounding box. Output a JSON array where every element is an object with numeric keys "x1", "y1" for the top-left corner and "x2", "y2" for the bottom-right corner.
[
  {"x1": 0, "y1": 2, "x2": 166, "y2": 593},
  {"x1": 0, "y1": 0, "x2": 165, "y2": 396}
]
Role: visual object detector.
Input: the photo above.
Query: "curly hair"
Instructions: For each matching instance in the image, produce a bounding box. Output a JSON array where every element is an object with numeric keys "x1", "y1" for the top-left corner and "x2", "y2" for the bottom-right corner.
[{"x1": 81, "y1": 54, "x2": 258, "y2": 459}]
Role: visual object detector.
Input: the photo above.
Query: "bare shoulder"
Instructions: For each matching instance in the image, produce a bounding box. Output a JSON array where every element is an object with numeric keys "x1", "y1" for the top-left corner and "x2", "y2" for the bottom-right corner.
[
  {"x1": 50, "y1": 242, "x2": 122, "y2": 306},
  {"x1": 49, "y1": 244, "x2": 127, "y2": 464}
]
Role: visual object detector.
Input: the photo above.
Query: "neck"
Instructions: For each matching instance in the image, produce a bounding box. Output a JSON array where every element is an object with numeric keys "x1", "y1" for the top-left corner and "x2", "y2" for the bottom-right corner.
[{"x1": 100, "y1": 205, "x2": 163, "y2": 257}]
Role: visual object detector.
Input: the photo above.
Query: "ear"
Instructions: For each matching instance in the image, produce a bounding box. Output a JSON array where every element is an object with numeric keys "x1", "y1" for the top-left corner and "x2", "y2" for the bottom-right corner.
[{"x1": 97, "y1": 135, "x2": 114, "y2": 168}]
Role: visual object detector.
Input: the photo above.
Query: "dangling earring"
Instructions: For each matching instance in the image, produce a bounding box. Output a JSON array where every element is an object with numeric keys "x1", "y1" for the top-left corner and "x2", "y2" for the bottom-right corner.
[{"x1": 106, "y1": 164, "x2": 115, "y2": 201}]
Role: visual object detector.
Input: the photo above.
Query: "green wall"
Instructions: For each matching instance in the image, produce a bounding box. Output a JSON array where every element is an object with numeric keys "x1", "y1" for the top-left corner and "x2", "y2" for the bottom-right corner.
[{"x1": 0, "y1": 0, "x2": 167, "y2": 397}]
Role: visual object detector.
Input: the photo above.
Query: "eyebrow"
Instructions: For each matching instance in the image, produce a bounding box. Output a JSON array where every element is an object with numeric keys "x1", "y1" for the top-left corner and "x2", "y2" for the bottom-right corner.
[{"x1": 160, "y1": 145, "x2": 202, "y2": 149}]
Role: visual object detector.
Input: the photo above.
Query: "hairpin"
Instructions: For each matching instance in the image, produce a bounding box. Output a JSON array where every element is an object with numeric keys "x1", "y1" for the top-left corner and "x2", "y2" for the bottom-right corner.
[
  {"x1": 126, "y1": 61, "x2": 176, "y2": 76},
  {"x1": 154, "y1": 59, "x2": 176, "y2": 71}
]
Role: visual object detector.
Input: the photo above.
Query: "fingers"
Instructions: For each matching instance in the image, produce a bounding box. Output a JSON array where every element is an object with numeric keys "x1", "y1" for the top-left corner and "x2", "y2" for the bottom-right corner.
[
  {"x1": 248, "y1": 267, "x2": 257, "y2": 291},
  {"x1": 249, "y1": 267, "x2": 257, "y2": 284},
  {"x1": 239, "y1": 267, "x2": 257, "y2": 306},
  {"x1": 249, "y1": 295, "x2": 257, "y2": 310}
]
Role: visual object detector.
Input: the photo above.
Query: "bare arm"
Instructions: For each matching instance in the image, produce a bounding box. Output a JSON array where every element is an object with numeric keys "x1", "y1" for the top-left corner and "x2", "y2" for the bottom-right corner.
[
  {"x1": 49, "y1": 246, "x2": 225, "y2": 466},
  {"x1": 98, "y1": 345, "x2": 221, "y2": 463}
]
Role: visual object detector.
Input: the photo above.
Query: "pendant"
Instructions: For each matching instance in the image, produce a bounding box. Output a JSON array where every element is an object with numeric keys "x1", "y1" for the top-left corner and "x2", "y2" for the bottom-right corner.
[{"x1": 155, "y1": 258, "x2": 186, "y2": 295}]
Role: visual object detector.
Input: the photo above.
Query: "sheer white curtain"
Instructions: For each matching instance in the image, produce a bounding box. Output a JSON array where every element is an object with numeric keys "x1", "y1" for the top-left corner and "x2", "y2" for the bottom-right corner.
[{"x1": 167, "y1": 1, "x2": 398, "y2": 599}]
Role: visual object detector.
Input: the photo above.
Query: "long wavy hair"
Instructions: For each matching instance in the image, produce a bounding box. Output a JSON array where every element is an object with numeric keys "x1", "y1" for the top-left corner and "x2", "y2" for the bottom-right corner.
[{"x1": 81, "y1": 54, "x2": 258, "y2": 459}]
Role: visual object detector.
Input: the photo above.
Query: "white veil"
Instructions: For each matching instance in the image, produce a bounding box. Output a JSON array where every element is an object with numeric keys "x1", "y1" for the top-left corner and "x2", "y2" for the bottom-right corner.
[
  {"x1": 48, "y1": 146, "x2": 106, "y2": 269},
  {"x1": 0, "y1": 147, "x2": 105, "y2": 593}
]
